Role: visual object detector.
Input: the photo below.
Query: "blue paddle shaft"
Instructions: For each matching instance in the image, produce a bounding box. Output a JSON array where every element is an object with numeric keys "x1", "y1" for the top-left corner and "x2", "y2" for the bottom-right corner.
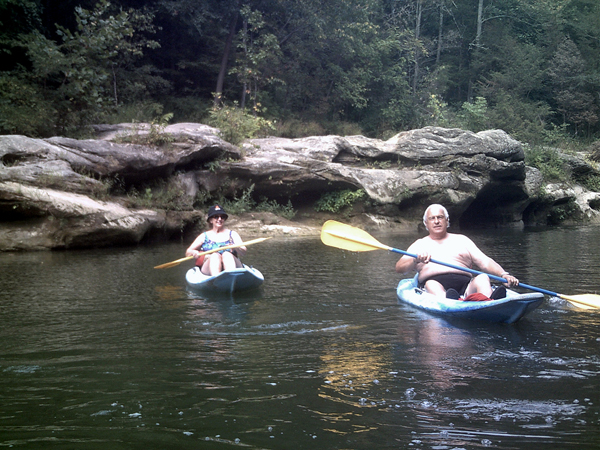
[{"x1": 390, "y1": 248, "x2": 559, "y2": 298}]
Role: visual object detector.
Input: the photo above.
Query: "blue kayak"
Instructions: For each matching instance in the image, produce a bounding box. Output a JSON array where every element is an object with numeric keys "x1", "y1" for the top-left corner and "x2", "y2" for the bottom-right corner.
[
  {"x1": 396, "y1": 275, "x2": 544, "y2": 324},
  {"x1": 186, "y1": 265, "x2": 264, "y2": 294}
]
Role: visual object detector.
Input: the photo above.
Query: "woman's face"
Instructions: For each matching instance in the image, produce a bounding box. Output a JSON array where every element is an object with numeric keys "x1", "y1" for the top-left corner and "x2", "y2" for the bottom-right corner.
[{"x1": 211, "y1": 215, "x2": 227, "y2": 227}]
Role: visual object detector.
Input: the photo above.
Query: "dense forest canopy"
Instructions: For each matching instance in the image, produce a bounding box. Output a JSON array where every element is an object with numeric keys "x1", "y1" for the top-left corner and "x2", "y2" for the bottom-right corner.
[{"x1": 1, "y1": 0, "x2": 599, "y2": 145}]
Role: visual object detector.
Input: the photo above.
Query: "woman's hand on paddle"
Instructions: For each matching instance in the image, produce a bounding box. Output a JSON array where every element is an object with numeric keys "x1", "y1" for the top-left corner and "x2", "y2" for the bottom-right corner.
[{"x1": 186, "y1": 249, "x2": 201, "y2": 258}]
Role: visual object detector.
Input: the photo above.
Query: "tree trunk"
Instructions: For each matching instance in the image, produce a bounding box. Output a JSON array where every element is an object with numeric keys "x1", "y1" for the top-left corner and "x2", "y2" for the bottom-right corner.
[
  {"x1": 469, "y1": 0, "x2": 484, "y2": 101},
  {"x1": 476, "y1": 0, "x2": 483, "y2": 47},
  {"x1": 112, "y1": 65, "x2": 118, "y2": 107},
  {"x1": 240, "y1": 17, "x2": 248, "y2": 109},
  {"x1": 436, "y1": 0, "x2": 443, "y2": 66},
  {"x1": 214, "y1": 11, "x2": 239, "y2": 107},
  {"x1": 413, "y1": 0, "x2": 423, "y2": 94}
]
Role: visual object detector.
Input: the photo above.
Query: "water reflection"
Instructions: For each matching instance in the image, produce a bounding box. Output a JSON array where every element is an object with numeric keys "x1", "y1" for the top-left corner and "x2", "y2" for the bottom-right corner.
[
  {"x1": 0, "y1": 228, "x2": 599, "y2": 449},
  {"x1": 396, "y1": 315, "x2": 484, "y2": 391}
]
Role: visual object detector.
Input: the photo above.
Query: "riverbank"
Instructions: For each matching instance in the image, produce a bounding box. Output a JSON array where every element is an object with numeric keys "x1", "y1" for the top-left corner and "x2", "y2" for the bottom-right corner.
[
  {"x1": 3, "y1": 123, "x2": 600, "y2": 251},
  {"x1": 196, "y1": 209, "x2": 420, "y2": 240}
]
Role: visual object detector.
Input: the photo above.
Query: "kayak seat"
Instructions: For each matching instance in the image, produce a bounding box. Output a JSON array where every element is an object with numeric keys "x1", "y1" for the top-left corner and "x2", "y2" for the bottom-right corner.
[{"x1": 490, "y1": 286, "x2": 507, "y2": 299}]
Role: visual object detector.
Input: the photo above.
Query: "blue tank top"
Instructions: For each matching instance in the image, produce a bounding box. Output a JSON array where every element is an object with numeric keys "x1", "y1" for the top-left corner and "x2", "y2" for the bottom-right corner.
[{"x1": 200, "y1": 231, "x2": 236, "y2": 255}]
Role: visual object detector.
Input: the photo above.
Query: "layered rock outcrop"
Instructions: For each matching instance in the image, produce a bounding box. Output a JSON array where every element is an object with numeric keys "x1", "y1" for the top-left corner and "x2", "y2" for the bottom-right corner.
[{"x1": 1, "y1": 123, "x2": 599, "y2": 250}]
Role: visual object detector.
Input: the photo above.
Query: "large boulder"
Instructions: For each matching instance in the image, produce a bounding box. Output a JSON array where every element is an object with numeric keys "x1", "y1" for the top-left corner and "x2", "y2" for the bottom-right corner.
[
  {"x1": 227, "y1": 127, "x2": 529, "y2": 225},
  {"x1": 1, "y1": 123, "x2": 600, "y2": 250},
  {"x1": 0, "y1": 181, "x2": 166, "y2": 250}
]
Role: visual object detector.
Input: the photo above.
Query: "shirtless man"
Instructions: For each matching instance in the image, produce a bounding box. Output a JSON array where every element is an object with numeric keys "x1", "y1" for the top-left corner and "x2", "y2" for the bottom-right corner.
[{"x1": 395, "y1": 204, "x2": 519, "y2": 299}]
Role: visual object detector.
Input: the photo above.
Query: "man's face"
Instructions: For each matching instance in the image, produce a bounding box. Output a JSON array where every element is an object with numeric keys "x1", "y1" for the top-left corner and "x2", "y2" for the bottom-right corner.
[{"x1": 426, "y1": 208, "x2": 447, "y2": 233}]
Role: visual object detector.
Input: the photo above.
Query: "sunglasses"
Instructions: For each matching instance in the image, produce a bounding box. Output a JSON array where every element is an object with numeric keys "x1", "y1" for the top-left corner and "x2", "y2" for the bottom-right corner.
[{"x1": 212, "y1": 215, "x2": 227, "y2": 220}]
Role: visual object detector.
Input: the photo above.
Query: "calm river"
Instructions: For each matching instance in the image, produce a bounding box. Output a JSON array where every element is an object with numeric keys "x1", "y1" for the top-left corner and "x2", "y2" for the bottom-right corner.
[{"x1": 1, "y1": 225, "x2": 599, "y2": 449}]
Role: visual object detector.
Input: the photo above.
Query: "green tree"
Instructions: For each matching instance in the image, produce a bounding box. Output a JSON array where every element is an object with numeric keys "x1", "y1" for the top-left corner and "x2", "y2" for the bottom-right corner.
[
  {"x1": 0, "y1": 0, "x2": 42, "y2": 56},
  {"x1": 548, "y1": 37, "x2": 599, "y2": 135},
  {"x1": 231, "y1": 5, "x2": 282, "y2": 111},
  {"x1": 4, "y1": 0, "x2": 600, "y2": 143},
  {"x1": 1, "y1": 0, "x2": 160, "y2": 136},
  {"x1": 153, "y1": 0, "x2": 240, "y2": 113},
  {"x1": 263, "y1": 0, "x2": 414, "y2": 135}
]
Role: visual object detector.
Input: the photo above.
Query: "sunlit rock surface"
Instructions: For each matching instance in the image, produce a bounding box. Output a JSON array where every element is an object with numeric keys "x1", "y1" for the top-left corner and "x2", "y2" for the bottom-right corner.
[{"x1": 1, "y1": 124, "x2": 599, "y2": 250}]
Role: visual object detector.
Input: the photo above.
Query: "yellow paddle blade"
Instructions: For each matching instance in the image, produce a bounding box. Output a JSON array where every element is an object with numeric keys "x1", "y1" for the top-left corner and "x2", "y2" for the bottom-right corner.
[
  {"x1": 154, "y1": 237, "x2": 271, "y2": 269},
  {"x1": 321, "y1": 220, "x2": 391, "y2": 252},
  {"x1": 559, "y1": 293, "x2": 600, "y2": 309}
]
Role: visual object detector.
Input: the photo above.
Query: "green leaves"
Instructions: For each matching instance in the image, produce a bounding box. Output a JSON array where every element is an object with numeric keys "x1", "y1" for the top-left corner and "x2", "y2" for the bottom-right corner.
[
  {"x1": 3, "y1": 0, "x2": 600, "y2": 144},
  {"x1": 315, "y1": 189, "x2": 365, "y2": 213},
  {"x1": 207, "y1": 102, "x2": 275, "y2": 146},
  {"x1": 548, "y1": 37, "x2": 599, "y2": 132},
  {"x1": 2, "y1": 0, "x2": 160, "y2": 136}
]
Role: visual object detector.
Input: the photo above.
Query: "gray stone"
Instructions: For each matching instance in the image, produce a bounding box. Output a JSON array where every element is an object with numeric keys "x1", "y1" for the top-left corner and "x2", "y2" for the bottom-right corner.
[{"x1": 1, "y1": 124, "x2": 600, "y2": 250}]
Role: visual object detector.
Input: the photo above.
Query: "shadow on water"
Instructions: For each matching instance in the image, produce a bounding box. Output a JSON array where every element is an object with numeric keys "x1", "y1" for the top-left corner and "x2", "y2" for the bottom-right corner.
[{"x1": 185, "y1": 285, "x2": 264, "y2": 304}]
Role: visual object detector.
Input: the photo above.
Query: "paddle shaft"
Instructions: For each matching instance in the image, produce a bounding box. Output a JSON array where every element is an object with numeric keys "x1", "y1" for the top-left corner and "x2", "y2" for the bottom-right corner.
[
  {"x1": 391, "y1": 247, "x2": 560, "y2": 297},
  {"x1": 154, "y1": 237, "x2": 270, "y2": 269}
]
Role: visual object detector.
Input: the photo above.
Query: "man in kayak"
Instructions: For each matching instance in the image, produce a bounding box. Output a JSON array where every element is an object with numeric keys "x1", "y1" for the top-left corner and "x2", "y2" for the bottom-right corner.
[
  {"x1": 185, "y1": 205, "x2": 247, "y2": 276},
  {"x1": 395, "y1": 204, "x2": 519, "y2": 300}
]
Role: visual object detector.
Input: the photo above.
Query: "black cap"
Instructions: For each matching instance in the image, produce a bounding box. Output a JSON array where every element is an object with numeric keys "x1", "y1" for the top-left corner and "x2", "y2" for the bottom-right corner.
[{"x1": 206, "y1": 204, "x2": 228, "y2": 221}]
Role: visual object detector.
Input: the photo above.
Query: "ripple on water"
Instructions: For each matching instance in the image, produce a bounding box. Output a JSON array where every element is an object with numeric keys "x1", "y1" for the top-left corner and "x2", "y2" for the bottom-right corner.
[
  {"x1": 471, "y1": 349, "x2": 600, "y2": 380},
  {"x1": 2, "y1": 365, "x2": 42, "y2": 374},
  {"x1": 441, "y1": 398, "x2": 587, "y2": 423},
  {"x1": 190, "y1": 320, "x2": 352, "y2": 336}
]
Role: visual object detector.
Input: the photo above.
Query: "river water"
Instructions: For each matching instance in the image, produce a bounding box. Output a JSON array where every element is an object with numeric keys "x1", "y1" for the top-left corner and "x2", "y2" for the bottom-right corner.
[{"x1": 1, "y1": 225, "x2": 599, "y2": 449}]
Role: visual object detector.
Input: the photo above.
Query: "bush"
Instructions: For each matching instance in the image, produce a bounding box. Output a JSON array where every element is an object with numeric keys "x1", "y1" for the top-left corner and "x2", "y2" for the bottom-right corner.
[
  {"x1": 425, "y1": 94, "x2": 455, "y2": 128},
  {"x1": 207, "y1": 103, "x2": 275, "y2": 145},
  {"x1": 0, "y1": 74, "x2": 57, "y2": 136},
  {"x1": 578, "y1": 174, "x2": 600, "y2": 192},
  {"x1": 456, "y1": 97, "x2": 491, "y2": 132},
  {"x1": 524, "y1": 145, "x2": 568, "y2": 182},
  {"x1": 215, "y1": 184, "x2": 296, "y2": 219},
  {"x1": 315, "y1": 189, "x2": 365, "y2": 213},
  {"x1": 113, "y1": 113, "x2": 174, "y2": 146},
  {"x1": 328, "y1": 121, "x2": 363, "y2": 137},
  {"x1": 162, "y1": 96, "x2": 211, "y2": 123},
  {"x1": 587, "y1": 140, "x2": 600, "y2": 163},
  {"x1": 274, "y1": 118, "x2": 325, "y2": 138},
  {"x1": 105, "y1": 101, "x2": 165, "y2": 124},
  {"x1": 256, "y1": 198, "x2": 296, "y2": 220},
  {"x1": 126, "y1": 178, "x2": 192, "y2": 211},
  {"x1": 217, "y1": 185, "x2": 257, "y2": 215}
]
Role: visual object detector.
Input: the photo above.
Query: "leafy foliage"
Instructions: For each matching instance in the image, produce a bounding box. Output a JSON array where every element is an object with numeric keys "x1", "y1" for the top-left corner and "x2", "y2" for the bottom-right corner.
[
  {"x1": 1, "y1": 0, "x2": 161, "y2": 136},
  {"x1": 114, "y1": 113, "x2": 175, "y2": 146},
  {"x1": 231, "y1": 5, "x2": 283, "y2": 110},
  {"x1": 207, "y1": 103, "x2": 275, "y2": 145},
  {"x1": 216, "y1": 184, "x2": 296, "y2": 220},
  {"x1": 315, "y1": 189, "x2": 365, "y2": 213},
  {"x1": 126, "y1": 178, "x2": 193, "y2": 211},
  {"x1": 524, "y1": 146, "x2": 569, "y2": 182},
  {"x1": 457, "y1": 97, "x2": 490, "y2": 133},
  {"x1": 548, "y1": 37, "x2": 599, "y2": 134},
  {"x1": 2, "y1": 0, "x2": 600, "y2": 148}
]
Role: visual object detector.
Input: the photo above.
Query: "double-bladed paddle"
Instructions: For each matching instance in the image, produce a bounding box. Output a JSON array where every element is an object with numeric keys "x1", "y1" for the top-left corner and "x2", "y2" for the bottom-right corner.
[
  {"x1": 154, "y1": 237, "x2": 271, "y2": 269},
  {"x1": 321, "y1": 220, "x2": 600, "y2": 309}
]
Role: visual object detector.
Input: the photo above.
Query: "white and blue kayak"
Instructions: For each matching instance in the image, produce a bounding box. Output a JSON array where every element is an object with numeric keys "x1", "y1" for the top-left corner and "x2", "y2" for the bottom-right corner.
[
  {"x1": 186, "y1": 265, "x2": 264, "y2": 294},
  {"x1": 397, "y1": 275, "x2": 544, "y2": 324}
]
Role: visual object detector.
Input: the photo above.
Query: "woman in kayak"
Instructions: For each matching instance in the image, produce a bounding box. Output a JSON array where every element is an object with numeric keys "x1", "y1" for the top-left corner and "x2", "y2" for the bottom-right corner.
[{"x1": 185, "y1": 205, "x2": 247, "y2": 276}]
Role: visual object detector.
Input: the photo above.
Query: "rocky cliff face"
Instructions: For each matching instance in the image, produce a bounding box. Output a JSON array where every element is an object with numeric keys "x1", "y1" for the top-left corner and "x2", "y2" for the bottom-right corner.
[{"x1": 1, "y1": 123, "x2": 599, "y2": 250}]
